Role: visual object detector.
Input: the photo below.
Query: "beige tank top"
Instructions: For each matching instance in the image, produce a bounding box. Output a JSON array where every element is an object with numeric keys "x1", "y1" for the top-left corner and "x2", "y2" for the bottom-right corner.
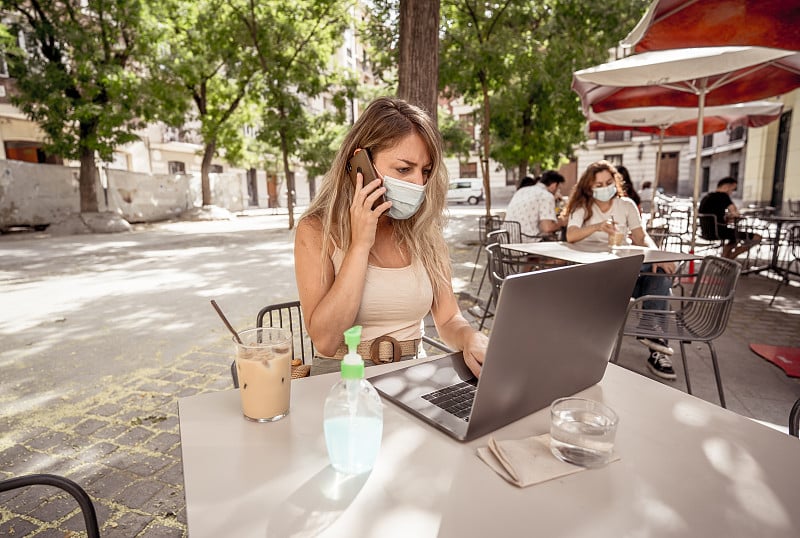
[{"x1": 331, "y1": 246, "x2": 433, "y2": 342}]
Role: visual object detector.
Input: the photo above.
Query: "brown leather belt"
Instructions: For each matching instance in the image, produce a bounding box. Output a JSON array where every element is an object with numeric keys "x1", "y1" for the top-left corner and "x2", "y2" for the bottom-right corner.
[{"x1": 330, "y1": 335, "x2": 420, "y2": 364}]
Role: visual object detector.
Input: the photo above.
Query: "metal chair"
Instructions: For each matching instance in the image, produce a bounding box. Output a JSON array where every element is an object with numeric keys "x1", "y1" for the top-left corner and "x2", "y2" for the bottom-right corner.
[
  {"x1": 769, "y1": 224, "x2": 800, "y2": 305},
  {"x1": 611, "y1": 256, "x2": 742, "y2": 408},
  {"x1": 0, "y1": 474, "x2": 100, "y2": 538},
  {"x1": 231, "y1": 300, "x2": 312, "y2": 387},
  {"x1": 478, "y1": 242, "x2": 519, "y2": 330},
  {"x1": 696, "y1": 213, "x2": 727, "y2": 254},
  {"x1": 790, "y1": 397, "x2": 800, "y2": 437},
  {"x1": 469, "y1": 215, "x2": 503, "y2": 282}
]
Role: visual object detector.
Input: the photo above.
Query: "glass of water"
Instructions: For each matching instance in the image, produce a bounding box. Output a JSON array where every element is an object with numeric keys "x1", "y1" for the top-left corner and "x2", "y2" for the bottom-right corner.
[{"x1": 550, "y1": 397, "x2": 619, "y2": 468}]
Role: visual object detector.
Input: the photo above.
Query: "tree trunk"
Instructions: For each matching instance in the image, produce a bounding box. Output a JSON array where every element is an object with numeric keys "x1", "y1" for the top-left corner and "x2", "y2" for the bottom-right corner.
[
  {"x1": 78, "y1": 145, "x2": 99, "y2": 213},
  {"x1": 308, "y1": 176, "x2": 317, "y2": 201},
  {"x1": 398, "y1": 0, "x2": 439, "y2": 124},
  {"x1": 201, "y1": 140, "x2": 216, "y2": 206},
  {"x1": 279, "y1": 128, "x2": 295, "y2": 230},
  {"x1": 481, "y1": 77, "x2": 492, "y2": 216}
]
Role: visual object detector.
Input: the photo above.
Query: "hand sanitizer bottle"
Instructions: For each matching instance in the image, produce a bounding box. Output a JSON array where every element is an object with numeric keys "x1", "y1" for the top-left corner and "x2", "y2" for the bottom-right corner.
[{"x1": 323, "y1": 326, "x2": 383, "y2": 474}]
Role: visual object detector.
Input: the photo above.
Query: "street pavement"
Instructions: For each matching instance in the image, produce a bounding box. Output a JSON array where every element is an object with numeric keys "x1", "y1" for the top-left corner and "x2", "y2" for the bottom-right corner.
[{"x1": 1, "y1": 196, "x2": 799, "y2": 536}]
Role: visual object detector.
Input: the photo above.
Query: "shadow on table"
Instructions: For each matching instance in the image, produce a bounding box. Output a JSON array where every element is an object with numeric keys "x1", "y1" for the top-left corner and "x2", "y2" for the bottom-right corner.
[{"x1": 265, "y1": 466, "x2": 369, "y2": 537}]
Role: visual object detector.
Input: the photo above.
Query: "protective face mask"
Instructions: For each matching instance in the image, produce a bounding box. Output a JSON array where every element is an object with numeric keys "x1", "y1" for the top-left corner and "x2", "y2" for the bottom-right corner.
[
  {"x1": 592, "y1": 184, "x2": 617, "y2": 202},
  {"x1": 382, "y1": 175, "x2": 426, "y2": 220}
]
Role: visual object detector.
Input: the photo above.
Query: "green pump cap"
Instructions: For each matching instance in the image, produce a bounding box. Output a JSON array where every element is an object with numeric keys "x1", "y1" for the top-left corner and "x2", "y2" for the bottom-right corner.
[{"x1": 341, "y1": 325, "x2": 364, "y2": 379}]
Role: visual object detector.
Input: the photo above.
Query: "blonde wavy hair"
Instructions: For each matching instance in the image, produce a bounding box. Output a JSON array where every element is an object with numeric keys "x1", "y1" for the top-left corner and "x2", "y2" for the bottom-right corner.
[
  {"x1": 564, "y1": 160, "x2": 624, "y2": 223},
  {"x1": 300, "y1": 97, "x2": 451, "y2": 301}
]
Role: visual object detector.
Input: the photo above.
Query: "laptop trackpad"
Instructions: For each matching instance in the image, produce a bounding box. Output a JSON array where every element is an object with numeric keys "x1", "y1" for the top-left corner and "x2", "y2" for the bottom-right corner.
[{"x1": 371, "y1": 353, "x2": 475, "y2": 437}]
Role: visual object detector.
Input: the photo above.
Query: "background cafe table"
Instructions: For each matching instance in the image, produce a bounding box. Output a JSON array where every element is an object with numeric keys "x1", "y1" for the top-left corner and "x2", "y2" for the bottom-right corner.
[
  {"x1": 178, "y1": 359, "x2": 800, "y2": 538},
  {"x1": 502, "y1": 241, "x2": 699, "y2": 265}
]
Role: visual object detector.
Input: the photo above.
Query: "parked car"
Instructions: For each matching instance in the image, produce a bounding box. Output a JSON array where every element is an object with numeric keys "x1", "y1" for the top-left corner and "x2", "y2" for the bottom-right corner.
[{"x1": 447, "y1": 178, "x2": 484, "y2": 205}]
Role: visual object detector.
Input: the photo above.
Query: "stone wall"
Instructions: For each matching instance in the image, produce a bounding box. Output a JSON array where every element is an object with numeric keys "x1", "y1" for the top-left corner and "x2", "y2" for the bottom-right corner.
[{"x1": 0, "y1": 159, "x2": 248, "y2": 229}]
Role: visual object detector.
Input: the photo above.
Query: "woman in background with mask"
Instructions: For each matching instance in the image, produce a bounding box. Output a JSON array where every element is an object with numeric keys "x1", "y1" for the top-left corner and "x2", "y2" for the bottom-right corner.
[
  {"x1": 295, "y1": 97, "x2": 487, "y2": 376},
  {"x1": 564, "y1": 160, "x2": 678, "y2": 381}
]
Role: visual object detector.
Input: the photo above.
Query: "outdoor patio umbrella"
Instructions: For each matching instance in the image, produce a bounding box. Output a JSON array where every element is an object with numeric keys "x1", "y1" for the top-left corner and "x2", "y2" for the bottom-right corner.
[
  {"x1": 622, "y1": 0, "x2": 800, "y2": 53},
  {"x1": 572, "y1": 46, "x2": 800, "y2": 249},
  {"x1": 586, "y1": 100, "x2": 784, "y2": 213}
]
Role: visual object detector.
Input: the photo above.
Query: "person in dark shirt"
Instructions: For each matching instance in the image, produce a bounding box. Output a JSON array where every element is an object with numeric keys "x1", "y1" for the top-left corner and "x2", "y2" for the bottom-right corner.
[{"x1": 698, "y1": 177, "x2": 761, "y2": 259}]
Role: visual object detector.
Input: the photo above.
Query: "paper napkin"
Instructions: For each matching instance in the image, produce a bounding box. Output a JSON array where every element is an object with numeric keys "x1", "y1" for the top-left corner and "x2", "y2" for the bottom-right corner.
[{"x1": 476, "y1": 433, "x2": 619, "y2": 488}]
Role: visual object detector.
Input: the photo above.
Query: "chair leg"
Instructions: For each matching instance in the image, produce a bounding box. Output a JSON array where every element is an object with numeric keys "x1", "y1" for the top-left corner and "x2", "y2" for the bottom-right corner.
[
  {"x1": 679, "y1": 341, "x2": 692, "y2": 396},
  {"x1": 474, "y1": 263, "x2": 488, "y2": 299},
  {"x1": 478, "y1": 292, "x2": 495, "y2": 331},
  {"x1": 705, "y1": 342, "x2": 727, "y2": 409},
  {"x1": 469, "y1": 244, "x2": 483, "y2": 282}
]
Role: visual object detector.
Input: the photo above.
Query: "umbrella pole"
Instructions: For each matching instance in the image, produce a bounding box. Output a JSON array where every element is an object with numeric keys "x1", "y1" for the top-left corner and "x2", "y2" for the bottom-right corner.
[
  {"x1": 690, "y1": 86, "x2": 707, "y2": 266},
  {"x1": 651, "y1": 126, "x2": 664, "y2": 217}
]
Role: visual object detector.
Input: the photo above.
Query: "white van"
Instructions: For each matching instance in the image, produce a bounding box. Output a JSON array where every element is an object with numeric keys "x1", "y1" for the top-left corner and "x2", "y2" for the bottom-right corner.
[{"x1": 447, "y1": 178, "x2": 484, "y2": 205}]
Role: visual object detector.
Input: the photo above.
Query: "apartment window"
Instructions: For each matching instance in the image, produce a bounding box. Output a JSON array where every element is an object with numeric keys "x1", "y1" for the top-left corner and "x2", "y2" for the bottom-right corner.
[
  {"x1": 210, "y1": 164, "x2": 223, "y2": 173},
  {"x1": 459, "y1": 162, "x2": 478, "y2": 178},
  {"x1": 702, "y1": 134, "x2": 713, "y2": 148},
  {"x1": 701, "y1": 166, "x2": 710, "y2": 193},
  {"x1": 168, "y1": 161, "x2": 186, "y2": 174},
  {"x1": 459, "y1": 114, "x2": 475, "y2": 139},
  {"x1": 601, "y1": 131, "x2": 628, "y2": 143},
  {"x1": 729, "y1": 162, "x2": 739, "y2": 180},
  {"x1": 729, "y1": 125, "x2": 744, "y2": 141},
  {"x1": 603, "y1": 154, "x2": 623, "y2": 167}
]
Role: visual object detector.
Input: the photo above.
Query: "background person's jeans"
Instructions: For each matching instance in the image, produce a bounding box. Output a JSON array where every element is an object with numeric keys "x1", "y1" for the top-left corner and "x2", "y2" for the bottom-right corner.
[{"x1": 632, "y1": 263, "x2": 672, "y2": 330}]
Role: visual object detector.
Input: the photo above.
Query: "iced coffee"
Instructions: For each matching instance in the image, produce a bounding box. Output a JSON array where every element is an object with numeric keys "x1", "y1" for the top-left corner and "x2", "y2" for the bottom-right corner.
[
  {"x1": 235, "y1": 328, "x2": 292, "y2": 422},
  {"x1": 608, "y1": 224, "x2": 627, "y2": 249}
]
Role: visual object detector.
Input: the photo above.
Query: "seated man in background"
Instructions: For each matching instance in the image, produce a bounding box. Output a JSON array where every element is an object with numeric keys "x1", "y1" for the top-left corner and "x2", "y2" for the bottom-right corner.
[
  {"x1": 504, "y1": 170, "x2": 567, "y2": 241},
  {"x1": 698, "y1": 177, "x2": 761, "y2": 259}
]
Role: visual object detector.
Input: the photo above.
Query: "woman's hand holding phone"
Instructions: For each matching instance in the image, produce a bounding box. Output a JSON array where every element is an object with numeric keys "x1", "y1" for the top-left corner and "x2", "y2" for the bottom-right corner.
[{"x1": 350, "y1": 170, "x2": 390, "y2": 251}]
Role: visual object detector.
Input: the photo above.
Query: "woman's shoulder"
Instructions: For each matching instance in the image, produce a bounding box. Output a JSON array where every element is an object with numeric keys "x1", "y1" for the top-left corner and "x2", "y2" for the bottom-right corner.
[{"x1": 295, "y1": 215, "x2": 325, "y2": 245}]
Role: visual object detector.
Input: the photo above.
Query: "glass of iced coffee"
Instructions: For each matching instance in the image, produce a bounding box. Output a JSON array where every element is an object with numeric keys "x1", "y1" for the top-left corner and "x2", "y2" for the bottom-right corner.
[
  {"x1": 234, "y1": 327, "x2": 293, "y2": 422},
  {"x1": 608, "y1": 224, "x2": 627, "y2": 250}
]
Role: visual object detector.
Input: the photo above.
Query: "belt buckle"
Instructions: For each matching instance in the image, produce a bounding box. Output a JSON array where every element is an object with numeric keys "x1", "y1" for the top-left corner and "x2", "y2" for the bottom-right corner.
[{"x1": 370, "y1": 335, "x2": 401, "y2": 363}]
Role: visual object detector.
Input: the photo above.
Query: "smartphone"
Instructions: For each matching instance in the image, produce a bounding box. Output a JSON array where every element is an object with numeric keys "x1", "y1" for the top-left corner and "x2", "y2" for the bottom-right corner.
[{"x1": 347, "y1": 149, "x2": 385, "y2": 210}]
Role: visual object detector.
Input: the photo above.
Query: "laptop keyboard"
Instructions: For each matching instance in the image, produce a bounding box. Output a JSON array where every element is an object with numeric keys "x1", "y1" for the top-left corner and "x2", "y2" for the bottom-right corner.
[{"x1": 421, "y1": 381, "x2": 476, "y2": 421}]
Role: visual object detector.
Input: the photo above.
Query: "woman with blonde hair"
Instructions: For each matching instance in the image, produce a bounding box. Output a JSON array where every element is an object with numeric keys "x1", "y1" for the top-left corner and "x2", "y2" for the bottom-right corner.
[
  {"x1": 564, "y1": 160, "x2": 677, "y2": 381},
  {"x1": 295, "y1": 97, "x2": 487, "y2": 376}
]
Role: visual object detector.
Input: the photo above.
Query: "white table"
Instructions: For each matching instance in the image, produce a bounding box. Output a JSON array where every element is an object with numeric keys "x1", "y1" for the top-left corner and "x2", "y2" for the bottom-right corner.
[
  {"x1": 179, "y1": 360, "x2": 800, "y2": 537},
  {"x1": 503, "y1": 241, "x2": 699, "y2": 265}
]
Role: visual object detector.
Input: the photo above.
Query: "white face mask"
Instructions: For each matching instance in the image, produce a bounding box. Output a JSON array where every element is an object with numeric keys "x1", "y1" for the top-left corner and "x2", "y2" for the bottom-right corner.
[
  {"x1": 592, "y1": 183, "x2": 617, "y2": 202},
  {"x1": 382, "y1": 175, "x2": 426, "y2": 220}
]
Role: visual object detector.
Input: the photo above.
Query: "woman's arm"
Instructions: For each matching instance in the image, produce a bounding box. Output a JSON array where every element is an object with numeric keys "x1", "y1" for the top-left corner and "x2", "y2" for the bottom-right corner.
[
  {"x1": 566, "y1": 220, "x2": 614, "y2": 243},
  {"x1": 294, "y1": 174, "x2": 388, "y2": 356},
  {"x1": 430, "y1": 285, "x2": 488, "y2": 378}
]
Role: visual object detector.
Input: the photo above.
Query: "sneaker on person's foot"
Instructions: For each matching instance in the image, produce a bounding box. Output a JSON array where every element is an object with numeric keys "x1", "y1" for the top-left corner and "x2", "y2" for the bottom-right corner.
[
  {"x1": 637, "y1": 337, "x2": 674, "y2": 355},
  {"x1": 647, "y1": 351, "x2": 676, "y2": 380}
]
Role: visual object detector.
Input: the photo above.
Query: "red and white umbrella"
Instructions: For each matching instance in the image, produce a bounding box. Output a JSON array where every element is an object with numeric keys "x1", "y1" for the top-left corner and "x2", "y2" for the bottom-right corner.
[
  {"x1": 573, "y1": 46, "x2": 800, "y2": 247},
  {"x1": 587, "y1": 100, "x2": 784, "y2": 213},
  {"x1": 622, "y1": 0, "x2": 800, "y2": 53}
]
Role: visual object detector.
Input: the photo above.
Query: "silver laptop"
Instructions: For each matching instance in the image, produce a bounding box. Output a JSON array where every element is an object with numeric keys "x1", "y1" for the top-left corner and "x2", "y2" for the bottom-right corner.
[{"x1": 370, "y1": 255, "x2": 644, "y2": 442}]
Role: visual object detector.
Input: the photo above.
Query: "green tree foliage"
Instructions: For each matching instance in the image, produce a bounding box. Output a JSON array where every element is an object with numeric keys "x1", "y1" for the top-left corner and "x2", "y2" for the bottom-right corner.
[
  {"x1": 439, "y1": 106, "x2": 473, "y2": 162},
  {"x1": 0, "y1": 0, "x2": 158, "y2": 213},
  {"x1": 489, "y1": 0, "x2": 649, "y2": 178},
  {"x1": 235, "y1": 0, "x2": 351, "y2": 229},
  {"x1": 152, "y1": 0, "x2": 257, "y2": 206},
  {"x1": 440, "y1": 0, "x2": 519, "y2": 215}
]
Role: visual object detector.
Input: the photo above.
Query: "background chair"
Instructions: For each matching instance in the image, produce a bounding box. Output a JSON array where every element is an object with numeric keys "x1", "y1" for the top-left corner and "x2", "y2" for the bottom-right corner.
[
  {"x1": 478, "y1": 242, "x2": 519, "y2": 330},
  {"x1": 232, "y1": 300, "x2": 312, "y2": 387},
  {"x1": 769, "y1": 224, "x2": 800, "y2": 305},
  {"x1": 611, "y1": 256, "x2": 742, "y2": 408},
  {"x1": 0, "y1": 474, "x2": 100, "y2": 538},
  {"x1": 790, "y1": 397, "x2": 800, "y2": 437},
  {"x1": 696, "y1": 213, "x2": 727, "y2": 255},
  {"x1": 469, "y1": 214, "x2": 503, "y2": 282}
]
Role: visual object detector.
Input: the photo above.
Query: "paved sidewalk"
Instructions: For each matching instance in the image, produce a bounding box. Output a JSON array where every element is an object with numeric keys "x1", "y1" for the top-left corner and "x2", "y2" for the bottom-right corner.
[{"x1": 1, "y1": 204, "x2": 799, "y2": 536}]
